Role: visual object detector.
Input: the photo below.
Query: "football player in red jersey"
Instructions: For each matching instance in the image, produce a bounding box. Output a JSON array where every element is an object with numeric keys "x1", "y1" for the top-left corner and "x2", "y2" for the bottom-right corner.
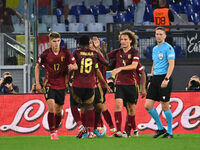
[
  {"x1": 108, "y1": 30, "x2": 140, "y2": 137},
  {"x1": 123, "y1": 62, "x2": 147, "y2": 137},
  {"x1": 89, "y1": 37, "x2": 116, "y2": 137},
  {"x1": 35, "y1": 32, "x2": 77, "y2": 140},
  {"x1": 70, "y1": 35, "x2": 111, "y2": 138}
]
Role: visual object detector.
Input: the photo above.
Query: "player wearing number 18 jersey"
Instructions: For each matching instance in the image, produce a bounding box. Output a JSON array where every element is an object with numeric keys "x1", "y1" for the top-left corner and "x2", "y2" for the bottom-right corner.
[{"x1": 70, "y1": 35, "x2": 110, "y2": 138}]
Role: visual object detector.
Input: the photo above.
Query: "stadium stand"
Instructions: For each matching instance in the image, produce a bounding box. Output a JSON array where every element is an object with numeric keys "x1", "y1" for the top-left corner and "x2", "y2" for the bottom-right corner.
[
  {"x1": 52, "y1": 23, "x2": 66, "y2": 32},
  {"x1": 42, "y1": 15, "x2": 58, "y2": 28},
  {"x1": 13, "y1": 23, "x2": 25, "y2": 33},
  {"x1": 87, "y1": 23, "x2": 104, "y2": 32},
  {"x1": 38, "y1": 23, "x2": 47, "y2": 33},
  {"x1": 67, "y1": 15, "x2": 77, "y2": 23},
  {"x1": 68, "y1": 23, "x2": 85, "y2": 32},
  {"x1": 79, "y1": 14, "x2": 95, "y2": 26}
]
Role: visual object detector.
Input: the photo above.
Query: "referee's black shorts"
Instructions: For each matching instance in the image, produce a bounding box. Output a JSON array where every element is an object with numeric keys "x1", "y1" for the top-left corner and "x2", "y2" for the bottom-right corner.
[
  {"x1": 115, "y1": 85, "x2": 138, "y2": 105},
  {"x1": 146, "y1": 75, "x2": 173, "y2": 102}
]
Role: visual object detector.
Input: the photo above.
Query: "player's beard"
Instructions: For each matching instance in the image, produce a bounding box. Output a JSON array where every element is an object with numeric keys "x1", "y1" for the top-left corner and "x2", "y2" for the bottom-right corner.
[{"x1": 157, "y1": 39, "x2": 164, "y2": 45}]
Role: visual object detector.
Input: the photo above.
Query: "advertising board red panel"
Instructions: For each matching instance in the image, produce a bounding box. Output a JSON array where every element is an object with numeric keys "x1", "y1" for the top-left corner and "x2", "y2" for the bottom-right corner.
[
  {"x1": 0, "y1": 92, "x2": 199, "y2": 136},
  {"x1": 38, "y1": 34, "x2": 49, "y2": 57}
]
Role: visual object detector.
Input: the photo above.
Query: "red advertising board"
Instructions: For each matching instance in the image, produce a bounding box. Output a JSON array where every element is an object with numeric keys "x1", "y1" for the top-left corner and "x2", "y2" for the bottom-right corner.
[
  {"x1": 38, "y1": 34, "x2": 49, "y2": 57},
  {"x1": 0, "y1": 92, "x2": 199, "y2": 136}
]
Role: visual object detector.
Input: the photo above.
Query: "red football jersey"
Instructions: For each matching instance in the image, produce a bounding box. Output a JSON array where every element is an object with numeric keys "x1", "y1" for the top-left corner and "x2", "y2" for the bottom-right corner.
[
  {"x1": 108, "y1": 48, "x2": 140, "y2": 85},
  {"x1": 37, "y1": 47, "x2": 75, "y2": 89},
  {"x1": 72, "y1": 48, "x2": 106, "y2": 88},
  {"x1": 98, "y1": 62, "x2": 107, "y2": 88},
  {"x1": 134, "y1": 62, "x2": 144, "y2": 87}
]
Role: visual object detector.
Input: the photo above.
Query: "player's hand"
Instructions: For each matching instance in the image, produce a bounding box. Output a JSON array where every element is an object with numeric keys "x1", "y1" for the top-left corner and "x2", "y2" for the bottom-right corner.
[
  {"x1": 92, "y1": 36, "x2": 100, "y2": 48},
  {"x1": 111, "y1": 67, "x2": 122, "y2": 76},
  {"x1": 20, "y1": 18, "x2": 25, "y2": 24},
  {"x1": 105, "y1": 84, "x2": 112, "y2": 93},
  {"x1": 36, "y1": 82, "x2": 43, "y2": 93},
  {"x1": 161, "y1": 80, "x2": 168, "y2": 88},
  {"x1": 140, "y1": 89, "x2": 147, "y2": 98},
  {"x1": 101, "y1": 41, "x2": 107, "y2": 53},
  {"x1": 68, "y1": 64, "x2": 76, "y2": 70}
]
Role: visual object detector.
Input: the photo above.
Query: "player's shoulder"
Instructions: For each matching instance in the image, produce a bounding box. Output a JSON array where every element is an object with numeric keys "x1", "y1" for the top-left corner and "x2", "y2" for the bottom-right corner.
[
  {"x1": 109, "y1": 48, "x2": 121, "y2": 54},
  {"x1": 130, "y1": 48, "x2": 140, "y2": 58},
  {"x1": 74, "y1": 48, "x2": 85, "y2": 53},
  {"x1": 164, "y1": 42, "x2": 172, "y2": 47},
  {"x1": 72, "y1": 48, "x2": 82, "y2": 55},
  {"x1": 164, "y1": 42, "x2": 174, "y2": 51},
  {"x1": 153, "y1": 45, "x2": 158, "y2": 50},
  {"x1": 130, "y1": 48, "x2": 139, "y2": 53},
  {"x1": 60, "y1": 47, "x2": 71, "y2": 53},
  {"x1": 73, "y1": 48, "x2": 96, "y2": 55},
  {"x1": 41, "y1": 48, "x2": 51, "y2": 56}
]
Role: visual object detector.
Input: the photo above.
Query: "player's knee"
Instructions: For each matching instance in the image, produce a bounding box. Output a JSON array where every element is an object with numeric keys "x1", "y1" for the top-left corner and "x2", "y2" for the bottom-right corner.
[
  {"x1": 48, "y1": 107, "x2": 54, "y2": 112},
  {"x1": 128, "y1": 109, "x2": 135, "y2": 116},
  {"x1": 115, "y1": 103, "x2": 122, "y2": 111},
  {"x1": 144, "y1": 103, "x2": 151, "y2": 111},
  {"x1": 144, "y1": 99, "x2": 154, "y2": 111},
  {"x1": 161, "y1": 104, "x2": 170, "y2": 111}
]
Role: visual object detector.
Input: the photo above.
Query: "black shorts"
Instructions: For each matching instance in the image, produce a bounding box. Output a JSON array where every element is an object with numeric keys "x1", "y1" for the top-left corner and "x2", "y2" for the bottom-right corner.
[
  {"x1": 43, "y1": 86, "x2": 65, "y2": 105},
  {"x1": 70, "y1": 87, "x2": 95, "y2": 107},
  {"x1": 115, "y1": 85, "x2": 138, "y2": 105},
  {"x1": 94, "y1": 83, "x2": 107, "y2": 104},
  {"x1": 146, "y1": 75, "x2": 173, "y2": 102}
]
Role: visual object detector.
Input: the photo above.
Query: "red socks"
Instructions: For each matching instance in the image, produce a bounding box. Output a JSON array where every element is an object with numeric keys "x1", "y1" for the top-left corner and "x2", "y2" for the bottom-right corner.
[
  {"x1": 55, "y1": 113, "x2": 62, "y2": 130},
  {"x1": 48, "y1": 112, "x2": 55, "y2": 132},
  {"x1": 114, "y1": 111, "x2": 122, "y2": 131},
  {"x1": 71, "y1": 107, "x2": 82, "y2": 126},
  {"x1": 103, "y1": 110, "x2": 114, "y2": 129}
]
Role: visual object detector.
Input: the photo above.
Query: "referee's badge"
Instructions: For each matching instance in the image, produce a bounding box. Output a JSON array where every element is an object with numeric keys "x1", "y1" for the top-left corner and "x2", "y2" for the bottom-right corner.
[
  {"x1": 128, "y1": 54, "x2": 131, "y2": 59},
  {"x1": 158, "y1": 53, "x2": 163, "y2": 60}
]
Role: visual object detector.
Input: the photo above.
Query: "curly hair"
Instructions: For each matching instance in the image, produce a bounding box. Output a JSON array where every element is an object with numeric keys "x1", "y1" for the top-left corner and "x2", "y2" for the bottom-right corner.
[{"x1": 118, "y1": 29, "x2": 138, "y2": 49}]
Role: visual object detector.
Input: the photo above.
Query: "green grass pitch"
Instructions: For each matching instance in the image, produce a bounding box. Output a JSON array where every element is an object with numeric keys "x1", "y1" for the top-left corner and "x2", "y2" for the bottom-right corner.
[{"x1": 0, "y1": 134, "x2": 199, "y2": 150}]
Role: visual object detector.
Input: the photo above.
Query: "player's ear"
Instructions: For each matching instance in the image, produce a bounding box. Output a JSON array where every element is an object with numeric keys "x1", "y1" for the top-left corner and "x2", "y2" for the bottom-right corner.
[{"x1": 164, "y1": 34, "x2": 167, "y2": 39}]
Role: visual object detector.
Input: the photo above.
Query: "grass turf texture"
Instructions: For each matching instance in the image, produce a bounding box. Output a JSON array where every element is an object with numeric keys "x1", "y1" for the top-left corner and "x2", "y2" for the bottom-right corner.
[{"x1": 0, "y1": 134, "x2": 199, "y2": 150}]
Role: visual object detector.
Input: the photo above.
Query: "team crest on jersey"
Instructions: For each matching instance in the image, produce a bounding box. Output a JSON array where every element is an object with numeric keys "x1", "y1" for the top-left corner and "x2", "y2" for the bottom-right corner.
[
  {"x1": 120, "y1": 55, "x2": 122, "y2": 58},
  {"x1": 158, "y1": 53, "x2": 163, "y2": 60},
  {"x1": 61, "y1": 56, "x2": 65, "y2": 62},
  {"x1": 128, "y1": 54, "x2": 131, "y2": 59},
  {"x1": 122, "y1": 60, "x2": 126, "y2": 66}
]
